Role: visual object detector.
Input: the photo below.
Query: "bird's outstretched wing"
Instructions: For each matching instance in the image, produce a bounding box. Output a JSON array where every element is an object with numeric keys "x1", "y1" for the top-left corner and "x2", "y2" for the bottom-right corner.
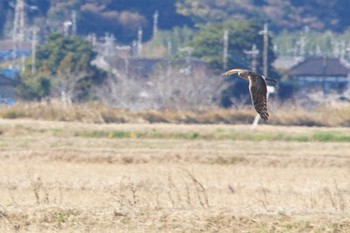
[
  {"x1": 248, "y1": 74, "x2": 269, "y2": 120},
  {"x1": 221, "y1": 68, "x2": 248, "y2": 76}
]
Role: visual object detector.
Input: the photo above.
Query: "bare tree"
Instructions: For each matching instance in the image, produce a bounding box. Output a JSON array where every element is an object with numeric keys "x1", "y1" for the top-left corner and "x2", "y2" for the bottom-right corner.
[
  {"x1": 96, "y1": 59, "x2": 228, "y2": 111},
  {"x1": 96, "y1": 73, "x2": 148, "y2": 110},
  {"x1": 54, "y1": 54, "x2": 88, "y2": 106},
  {"x1": 148, "y1": 61, "x2": 227, "y2": 110}
]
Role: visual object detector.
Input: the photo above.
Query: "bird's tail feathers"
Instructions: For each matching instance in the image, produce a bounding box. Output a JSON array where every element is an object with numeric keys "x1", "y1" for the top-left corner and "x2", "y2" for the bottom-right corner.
[{"x1": 265, "y1": 77, "x2": 277, "y2": 83}]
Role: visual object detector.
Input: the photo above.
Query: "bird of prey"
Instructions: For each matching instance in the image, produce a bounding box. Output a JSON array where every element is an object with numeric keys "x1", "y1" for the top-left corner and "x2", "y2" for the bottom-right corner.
[{"x1": 222, "y1": 69, "x2": 277, "y2": 121}]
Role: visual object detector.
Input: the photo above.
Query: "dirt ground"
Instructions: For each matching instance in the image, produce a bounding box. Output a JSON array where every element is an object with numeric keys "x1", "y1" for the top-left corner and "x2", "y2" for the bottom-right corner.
[{"x1": 0, "y1": 119, "x2": 349, "y2": 232}]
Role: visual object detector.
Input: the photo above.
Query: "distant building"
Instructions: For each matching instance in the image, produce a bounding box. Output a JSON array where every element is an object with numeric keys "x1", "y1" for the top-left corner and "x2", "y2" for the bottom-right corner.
[
  {"x1": 0, "y1": 39, "x2": 31, "y2": 62},
  {"x1": 0, "y1": 69, "x2": 19, "y2": 105},
  {"x1": 289, "y1": 57, "x2": 350, "y2": 94},
  {"x1": 101, "y1": 57, "x2": 208, "y2": 79},
  {"x1": 273, "y1": 56, "x2": 304, "y2": 70}
]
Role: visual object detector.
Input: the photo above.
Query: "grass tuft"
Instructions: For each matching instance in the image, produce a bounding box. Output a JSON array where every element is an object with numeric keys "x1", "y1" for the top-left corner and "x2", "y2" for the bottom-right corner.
[{"x1": 312, "y1": 132, "x2": 350, "y2": 142}]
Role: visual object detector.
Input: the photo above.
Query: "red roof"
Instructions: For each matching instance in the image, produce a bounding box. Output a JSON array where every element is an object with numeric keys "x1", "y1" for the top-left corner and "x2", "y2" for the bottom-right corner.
[{"x1": 289, "y1": 57, "x2": 350, "y2": 77}]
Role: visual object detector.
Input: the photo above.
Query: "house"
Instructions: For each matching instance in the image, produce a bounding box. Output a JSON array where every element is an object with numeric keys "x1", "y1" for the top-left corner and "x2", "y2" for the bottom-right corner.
[
  {"x1": 273, "y1": 56, "x2": 304, "y2": 71},
  {"x1": 0, "y1": 69, "x2": 19, "y2": 105},
  {"x1": 289, "y1": 57, "x2": 350, "y2": 94},
  {"x1": 0, "y1": 39, "x2": 31, "y2": 62},
  {"x1": 99, "y1": 56, "x2": 208, "y2": 79}
]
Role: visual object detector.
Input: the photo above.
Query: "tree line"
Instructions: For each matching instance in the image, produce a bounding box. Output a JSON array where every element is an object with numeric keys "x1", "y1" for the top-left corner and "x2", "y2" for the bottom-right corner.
[
  {"x1": 1, "y1": 0, "x2": 350, "y2": 41},
  {"x1": 2, "y1": 0, "x2": 350, "y2": 110}
]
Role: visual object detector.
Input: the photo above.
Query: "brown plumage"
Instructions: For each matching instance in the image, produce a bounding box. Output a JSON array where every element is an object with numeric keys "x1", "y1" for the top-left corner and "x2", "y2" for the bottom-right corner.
[{"x1": 222, "y1": 69, "x2": 277, "y2": 121}]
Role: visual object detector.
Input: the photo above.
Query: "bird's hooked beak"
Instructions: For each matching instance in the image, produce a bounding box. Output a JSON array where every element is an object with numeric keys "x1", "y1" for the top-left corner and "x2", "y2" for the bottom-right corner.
[{"x1": 221, "y1": 68, "x2": 247, "y2": 76}]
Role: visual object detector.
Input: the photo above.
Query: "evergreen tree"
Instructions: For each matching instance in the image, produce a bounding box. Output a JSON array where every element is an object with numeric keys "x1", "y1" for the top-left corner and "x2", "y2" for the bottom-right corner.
[
  {"x1": 188, "y1": 20, "x2": 275, "y2": 72},
  {"x1": 18, "y1": 33, "x2": 104, "y2": 102}
]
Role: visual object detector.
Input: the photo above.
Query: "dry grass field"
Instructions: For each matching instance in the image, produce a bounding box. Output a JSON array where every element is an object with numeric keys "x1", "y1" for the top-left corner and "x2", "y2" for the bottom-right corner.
[{"x1": 0, "y1": 119, "x2": 350, "y2": 232}]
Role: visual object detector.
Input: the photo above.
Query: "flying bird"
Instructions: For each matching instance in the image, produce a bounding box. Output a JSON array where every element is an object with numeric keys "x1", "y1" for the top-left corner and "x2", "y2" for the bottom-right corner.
[{"x1": 222, "y1": 69, "x2": 277, "y2": 121}]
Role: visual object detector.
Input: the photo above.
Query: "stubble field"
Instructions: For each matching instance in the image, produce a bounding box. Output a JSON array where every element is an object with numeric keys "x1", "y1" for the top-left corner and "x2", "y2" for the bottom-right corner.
[{"x1": 0, "y1": 119, "x2": 350, "y2": 232}]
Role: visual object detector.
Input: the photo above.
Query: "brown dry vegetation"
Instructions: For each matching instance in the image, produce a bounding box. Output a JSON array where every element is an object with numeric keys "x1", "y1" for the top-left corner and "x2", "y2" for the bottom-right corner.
[
  {"x1": 1, "y1": 101, "x2": 350, "y2": 127},
  {"x1": 0, "y1": 119, "x2": 350, "y2": 232}
]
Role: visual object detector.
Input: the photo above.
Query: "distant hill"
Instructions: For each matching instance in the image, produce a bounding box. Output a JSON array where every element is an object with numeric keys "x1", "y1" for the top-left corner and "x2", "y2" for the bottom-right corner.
[
  {"x1": 1, "y1": 0, "x2": 350, "y2": 43},
  {"x1": 0, "y1": 0, "x2": 192, "y2": 43}
]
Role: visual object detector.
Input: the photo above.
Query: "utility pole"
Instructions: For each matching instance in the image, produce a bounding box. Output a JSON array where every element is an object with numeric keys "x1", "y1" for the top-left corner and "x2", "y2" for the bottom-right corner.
[
  {"x1": 223, "y1": 30, "x2": 229, "y2": 71},
  {"x1": 137, "y1": 27, "x2": 143, "y2": 57},
  {"x1": 315, "y1": 45, "x2": 322, "y2": 57},
  {"x1": 103, "y1": 33, "x2": 115, "y2": 57},
  {"x1": 87, "y1": 33, "x2": 96, "y2": 46},
  {"x1": 13, "y1": 0, "x2": 26, "y2": 62},
  {"x1": 132, "y1": 40, "x2": 137, "y2": 58},
  {"x1": 244, "y1": 44, "x2": 259, "y2": 72},
  {"x1": 153, "y1": 10, "x2": 159, "y2": 37},
  {"x1": 15, "y1": 0, "x2": 25, "y2": 42},
  {"x1": 297, "y1": 36, "x2": 306, "y2": 57},
  {"x1": 179, "y1": 47, "x2": 193, "y2": 75},
  {"x1": 72, "y1": 10, "x2": 77, "y2": 35},
  {"x1": 345, "y1": 41, "x2": 350, "y2": 61},
  {"x1": 167, "y1": 39, "x2": 172, "y2": 58},
  {"x1": 116, "y1": 45, "x2": 131, "y2": 76},
  {"x1": 21, "y1": 54, "x2": 25, "y2": 72},
  {"x1": 259, "y1": 23, "x2": 269, "y2": 78},
  {"x1": 167, "y1": 39, "x2": 172, "y2": 76},
  {"x1": 63, "y1": 21, "x2": 72, "y2": 36},
  {"x1": 31, "y1": 26, "x2": 39, "y2": 74}
]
